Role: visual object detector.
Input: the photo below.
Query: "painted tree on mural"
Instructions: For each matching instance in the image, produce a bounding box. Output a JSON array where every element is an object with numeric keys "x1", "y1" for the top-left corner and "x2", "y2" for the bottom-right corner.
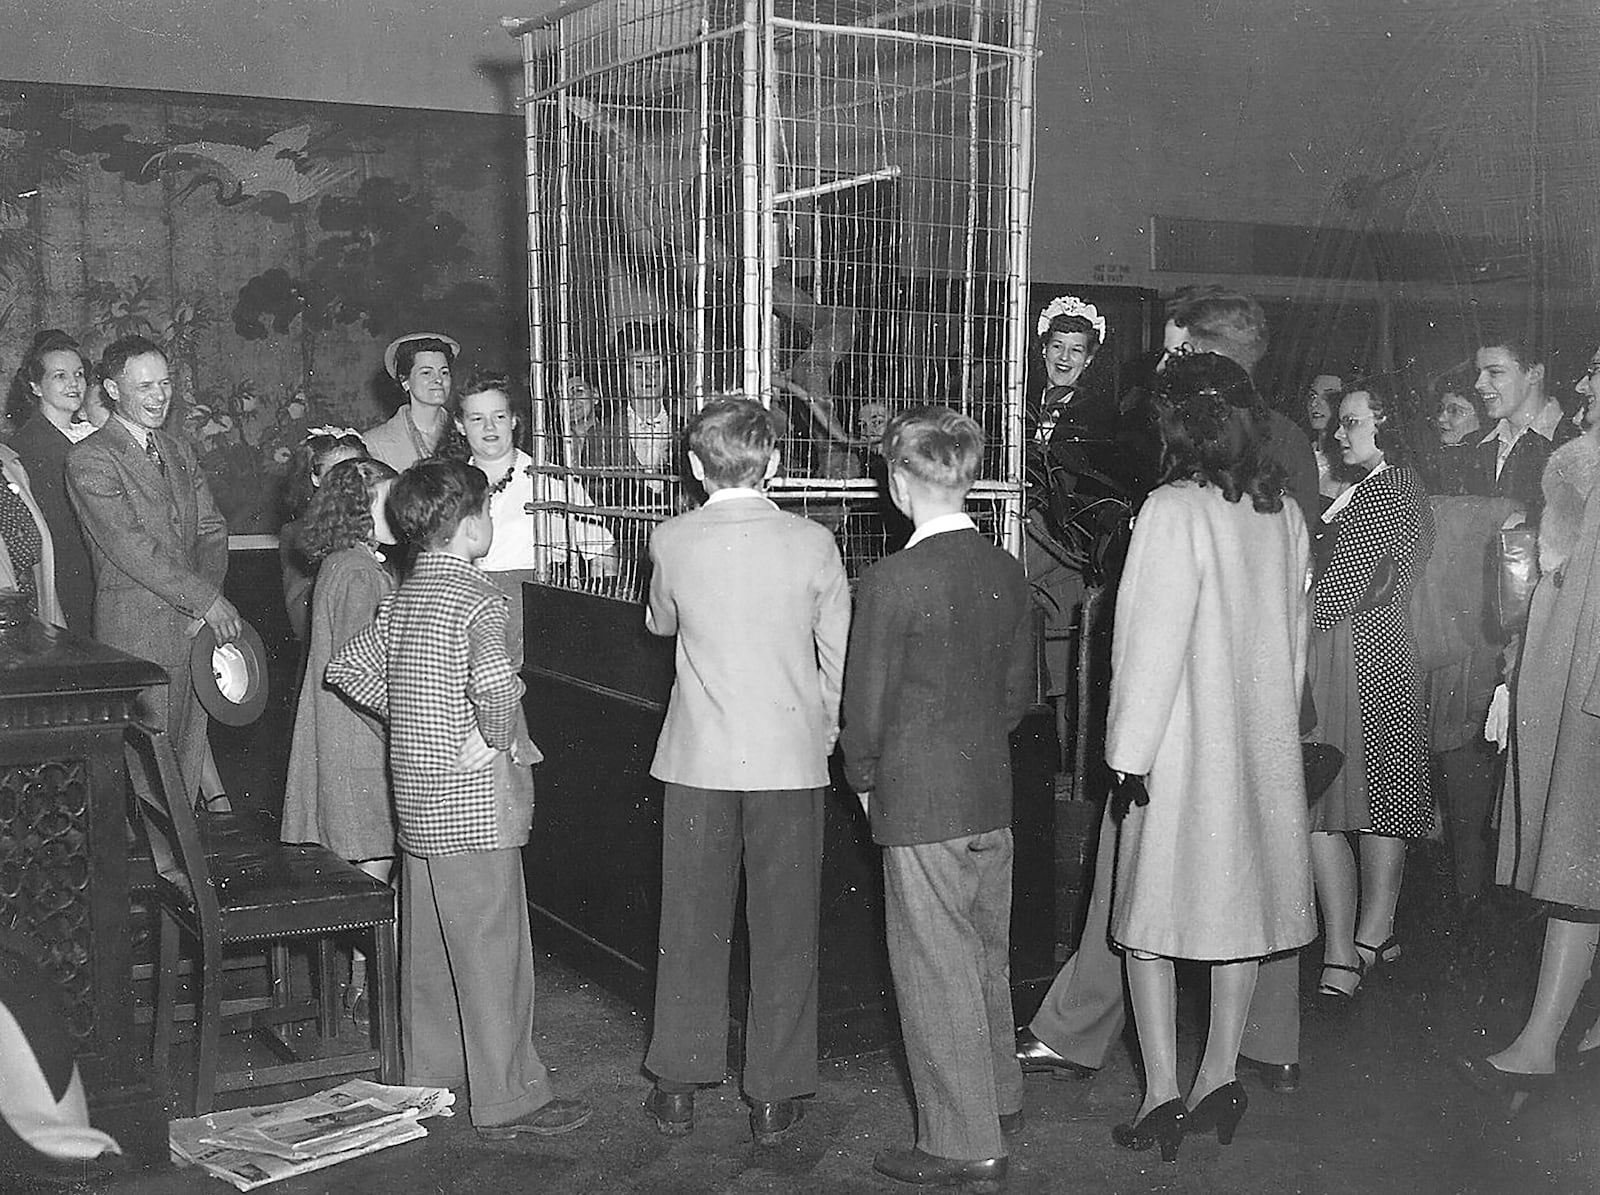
[{"x1": 231, "y1": 176, "x2": 505, "y2": 366}]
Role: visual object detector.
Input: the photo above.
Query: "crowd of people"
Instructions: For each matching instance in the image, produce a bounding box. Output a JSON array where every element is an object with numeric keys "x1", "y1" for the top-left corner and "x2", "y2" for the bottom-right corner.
[
  {"x1": 1021, "y1": 283, "x2": 1600, "y2": 1168},
  {"x1": 5, "y1": 283, "x2": 1599, "y2": 1191}
]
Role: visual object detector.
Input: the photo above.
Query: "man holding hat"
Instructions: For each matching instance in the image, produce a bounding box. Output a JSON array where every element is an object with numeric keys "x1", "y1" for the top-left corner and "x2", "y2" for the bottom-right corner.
[
  {"x1": 365, "y1": 332, "x2": 462, "y2": 472},
  {"x1": 67, "y1": 335, "x2": 239, "y2": 807}
]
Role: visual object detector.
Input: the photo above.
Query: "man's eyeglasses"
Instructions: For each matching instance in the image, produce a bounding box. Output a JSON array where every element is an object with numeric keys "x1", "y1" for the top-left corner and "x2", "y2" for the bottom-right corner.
[
  {"x1": 1161, "y1": 342, "x2": 1194, "y2": 360},
  {"x1": 1338, "y1": 415, "x2": 1374, "y2": 432}
]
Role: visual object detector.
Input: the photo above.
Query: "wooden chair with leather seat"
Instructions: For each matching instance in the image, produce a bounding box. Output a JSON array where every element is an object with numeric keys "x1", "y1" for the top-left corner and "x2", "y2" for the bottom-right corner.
[{"x1": 123, "y1": 724, "x2": 400, "y2": 1114}]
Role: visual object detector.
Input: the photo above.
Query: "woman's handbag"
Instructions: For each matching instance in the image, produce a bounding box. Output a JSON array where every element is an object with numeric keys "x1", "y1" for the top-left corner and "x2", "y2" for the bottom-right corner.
[
  {"x1": 1355, "y1": 554, "x2": 1396, "y2": 613},
  {"x1": 1302, "y1": 742, "x2": 1345, "y2": 806},
  {"x1": 1496, "y1": 526, "x2": 1539, "y2": 633}
]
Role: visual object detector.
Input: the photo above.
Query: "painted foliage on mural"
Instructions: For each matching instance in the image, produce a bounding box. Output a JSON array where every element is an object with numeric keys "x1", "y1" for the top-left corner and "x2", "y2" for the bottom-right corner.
[{"x1": 0, "y1": 84, "x2": 523, "y2": 531}]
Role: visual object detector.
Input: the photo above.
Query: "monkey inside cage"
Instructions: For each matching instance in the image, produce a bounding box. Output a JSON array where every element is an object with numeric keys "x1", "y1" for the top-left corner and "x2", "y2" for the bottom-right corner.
[{"x1": 505, "y1": 0, "x2": 1039, "y2": 600}]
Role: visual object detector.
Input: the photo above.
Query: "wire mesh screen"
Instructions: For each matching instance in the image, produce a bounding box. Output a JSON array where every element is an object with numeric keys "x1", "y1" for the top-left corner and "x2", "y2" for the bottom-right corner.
[{"x1": 510, "y1": 0, "x2": 1037, "y2": 600}]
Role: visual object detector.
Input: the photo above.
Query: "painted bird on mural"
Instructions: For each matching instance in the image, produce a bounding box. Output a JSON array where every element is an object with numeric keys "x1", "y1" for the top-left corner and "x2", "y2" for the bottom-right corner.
[{"x1": 142, "y1": 123, "x2": 356, "y2": 207}]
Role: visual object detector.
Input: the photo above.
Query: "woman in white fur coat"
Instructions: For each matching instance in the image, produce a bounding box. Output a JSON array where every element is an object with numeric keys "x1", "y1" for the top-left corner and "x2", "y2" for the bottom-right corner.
[
  {"x1": 1456, "y1": 341, "x2": 1600, "y2": 1110},
  {"x1": 1105, "y1": 353, "x2": 1314, "y2": 1160}
]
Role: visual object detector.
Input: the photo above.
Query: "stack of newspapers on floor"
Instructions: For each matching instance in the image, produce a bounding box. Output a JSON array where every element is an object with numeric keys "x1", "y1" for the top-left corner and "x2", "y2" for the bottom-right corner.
[{"x1": 168, "y1": 1079, "x2": 455, "y2": 1190}]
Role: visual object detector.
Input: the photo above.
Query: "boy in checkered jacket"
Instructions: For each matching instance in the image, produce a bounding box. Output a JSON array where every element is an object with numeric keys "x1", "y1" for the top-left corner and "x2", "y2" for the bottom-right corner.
[{"x1": 326, "y1": 458, "x2": 590, "y2": 1139}]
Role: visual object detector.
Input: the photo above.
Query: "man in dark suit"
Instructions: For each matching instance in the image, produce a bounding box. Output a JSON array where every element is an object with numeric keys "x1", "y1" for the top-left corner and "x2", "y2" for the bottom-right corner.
[
  {"x1": 66, "y1": 335, "x2": 240, "y2": 804},
  {"x1": 842, "y1": 407, "x2": 1034, "y2": 1191},
  {"x1": 1469, "y1": 331, "x2": 1576, "y2": 517}
]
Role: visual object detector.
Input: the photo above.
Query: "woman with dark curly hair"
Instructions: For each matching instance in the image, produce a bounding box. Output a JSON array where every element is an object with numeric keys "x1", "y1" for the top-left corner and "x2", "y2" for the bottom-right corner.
[
  {"x1": 1105, "y1": 352, "x2": 1314, "y2": 1160},
  {"x1": 7, "y1": 331, "x2": 94, "y2": 631},
  {"x1": 1303, "y1": 385, "x2": 1434, "y2": 1003},
  {"x1": 281, "y1": 457, "x2": 400, "y2": 879},
  {"x1": 1024, "y1": 296, "x2": 1121, "y2": 699},
  {"x1": 1031, "y1": 294, "x2": 1112, "y2": 446}
]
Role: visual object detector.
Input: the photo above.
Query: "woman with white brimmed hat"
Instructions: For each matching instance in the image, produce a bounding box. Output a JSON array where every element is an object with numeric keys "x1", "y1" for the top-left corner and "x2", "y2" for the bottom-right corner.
[{"x1": 362, "y1": 332, "x2": 462, "y2": 472}]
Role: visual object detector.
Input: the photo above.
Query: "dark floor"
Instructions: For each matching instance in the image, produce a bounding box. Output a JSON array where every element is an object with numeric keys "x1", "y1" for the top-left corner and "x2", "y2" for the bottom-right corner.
[
  {"x1": 30, "y1": 564, "x2": 1599, "y2": 1192},
  {"x1": 18, "y1": 845, "x2": 1599, "y2": 1195}
]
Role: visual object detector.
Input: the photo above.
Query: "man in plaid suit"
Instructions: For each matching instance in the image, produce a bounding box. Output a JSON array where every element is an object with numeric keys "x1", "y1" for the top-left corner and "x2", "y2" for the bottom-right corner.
[{"x1": 327, "y1": 459, "x2": 589, "y2": 1138}]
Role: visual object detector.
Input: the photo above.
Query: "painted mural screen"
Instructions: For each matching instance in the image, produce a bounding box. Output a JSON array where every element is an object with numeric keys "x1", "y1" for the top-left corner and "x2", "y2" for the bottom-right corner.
[
  {"x1": 508, "y1": 0, "x2": 1039, "y2": 601},
  {"x1": 0, "y1": 85, "x2": 523, "y2": 533}
]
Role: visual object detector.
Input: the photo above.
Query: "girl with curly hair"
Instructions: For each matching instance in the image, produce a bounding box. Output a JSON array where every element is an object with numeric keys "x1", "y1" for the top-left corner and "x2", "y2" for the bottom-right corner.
[
  {"x1": 280, "y1": 455, "x2": 400, "y2": 1019},
  {"x1": 282, "y1": 456, "x2": 400, "y2": 867},
  {"x1": 279, "y1": 429, "x2": 369, "y2": 643}
]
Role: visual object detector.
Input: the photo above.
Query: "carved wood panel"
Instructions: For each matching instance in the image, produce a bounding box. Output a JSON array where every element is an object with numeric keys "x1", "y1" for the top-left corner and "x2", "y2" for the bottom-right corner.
[{"x1": 0, "y1": 755, "x2": 98, "y2": 1047}]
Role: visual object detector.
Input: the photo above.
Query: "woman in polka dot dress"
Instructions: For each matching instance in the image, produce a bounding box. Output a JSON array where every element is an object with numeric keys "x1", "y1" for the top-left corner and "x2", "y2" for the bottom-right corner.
[{"x1": 1304, "y1": 385, "x2": 1434, "y2": 1002}]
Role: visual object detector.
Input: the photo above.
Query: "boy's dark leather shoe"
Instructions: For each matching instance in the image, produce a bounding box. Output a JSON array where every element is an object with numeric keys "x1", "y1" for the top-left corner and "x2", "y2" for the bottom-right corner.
[
  {"x1": 475, "y1": 1097, "x2": 592, "y2": 1138},
  {"x1": 644, "y1": 1087, "x2": 695, "y2": 1136},
  {"x1": 873, "y1": 1147, "x2": 1008, "y2": 1191},
  {"x1": 750, "y1": 1098, "x2": 804, "y2": 1145},
  {"x1": 1015, "y1": 1029, "x2": 1095, "y2": 1080},
  {"x1": 1237, "y1": 1054, "x2": 1301, "y2": 1094}
]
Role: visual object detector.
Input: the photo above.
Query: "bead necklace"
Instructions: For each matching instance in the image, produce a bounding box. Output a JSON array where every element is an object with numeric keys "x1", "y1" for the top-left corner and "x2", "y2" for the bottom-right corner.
[{"x1": 478, "y1": 457, "x2": 518, "y2": 497}]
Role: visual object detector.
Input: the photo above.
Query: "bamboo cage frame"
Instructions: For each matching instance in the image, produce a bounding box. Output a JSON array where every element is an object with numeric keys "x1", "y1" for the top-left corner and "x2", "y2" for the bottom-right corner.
[{"x1": 505, "y1": 0, "x2": 1039, "y2": 596}]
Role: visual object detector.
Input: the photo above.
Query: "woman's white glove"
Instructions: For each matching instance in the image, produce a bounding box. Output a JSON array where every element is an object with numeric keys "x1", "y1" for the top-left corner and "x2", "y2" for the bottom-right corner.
[{"x1": 1484, "y1": 683, "x2": 1510, "y2": 751}]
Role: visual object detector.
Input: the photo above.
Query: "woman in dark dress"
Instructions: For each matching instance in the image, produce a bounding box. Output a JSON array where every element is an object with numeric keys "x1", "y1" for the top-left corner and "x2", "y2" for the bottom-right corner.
[
  {"x1": 1429, "y1": 373, "x2": 1487, "y2": 497},
  {"x1": 1031, "y1": 294, "x2": 1114, "y2": 447},
  {"x1": 1303, "y1": 386, "x2": 1434, "y2": 1002},
  {"x1": 5, "y1": 331, "x2": 95, "y2": 633},
  {"x1": 1023, "y1": 296, "x2": 1118, "y2": 699}
]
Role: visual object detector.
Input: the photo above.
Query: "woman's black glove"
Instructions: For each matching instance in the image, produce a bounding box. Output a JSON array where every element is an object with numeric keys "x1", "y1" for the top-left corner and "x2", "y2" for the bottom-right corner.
[{"x1": 1110, "y1": 772, "x2": 1150, "y2": 821}]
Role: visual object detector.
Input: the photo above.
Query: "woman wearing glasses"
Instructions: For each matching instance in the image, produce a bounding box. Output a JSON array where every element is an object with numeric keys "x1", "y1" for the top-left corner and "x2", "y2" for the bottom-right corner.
[
  {"x1": 1429, "y1": 372, "x2": 1489, "y2": 497},
  {"x1": 1456, "y1": 344, "x2": 1600, "y2": 1112},
  {"x1": 1303, "y1": 386, "x2": 1434, "y2": 1003}
]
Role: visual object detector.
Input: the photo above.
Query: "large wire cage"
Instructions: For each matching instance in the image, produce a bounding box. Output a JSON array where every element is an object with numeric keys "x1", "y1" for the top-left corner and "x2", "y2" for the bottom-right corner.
[{"x1": 505, "y1": 0, "x2": 1039, "y2": 600}]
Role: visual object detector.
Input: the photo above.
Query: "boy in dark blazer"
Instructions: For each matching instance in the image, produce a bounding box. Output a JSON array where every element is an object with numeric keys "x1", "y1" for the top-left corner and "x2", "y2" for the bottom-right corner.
[
  {"x1": 641, "y1": 398, "x2": 851, "y2": 1145},
  {"x1": 841, "y1": 407, "x2": 1034, "y2": 1192}
]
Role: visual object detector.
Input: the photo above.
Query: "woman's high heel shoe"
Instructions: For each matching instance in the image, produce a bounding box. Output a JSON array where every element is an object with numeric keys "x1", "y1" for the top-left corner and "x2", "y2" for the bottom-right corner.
[
  {"x1": 1185, "y1": 1081, "x2": 1247, "y2": 1145},
  {"x1": 1316, "y1": 959, "x2": 1365, "y2": 1003},
  {"x1": 1111, "y1": 1098, "x2": 1187, "y2": 1162},
  {"x1": 1356, "y1": 934, "x2": 1402, "y2": 972},
  {"x1": 1452, "y1": 1054, "x2": 1555, "y2": 1117}
]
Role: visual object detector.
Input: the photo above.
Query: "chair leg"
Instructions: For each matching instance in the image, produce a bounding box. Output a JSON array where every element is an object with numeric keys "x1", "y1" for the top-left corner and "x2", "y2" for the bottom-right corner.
[
  {"x1": 151, "y1": 908, "x2": 180, "y2": 1093},
  {"x1": 194, "y1": 936, "x2": 223, "y2": 1115},
  {"x1": 268, "y1": 943, "x2": 291, "y2": 1007},
  {"x1": 371, "y1": 921, "x2": 402, "y2": 1083},
  {"x1": 316, "y1": 937, "x2": 339, "y2": 1039}
]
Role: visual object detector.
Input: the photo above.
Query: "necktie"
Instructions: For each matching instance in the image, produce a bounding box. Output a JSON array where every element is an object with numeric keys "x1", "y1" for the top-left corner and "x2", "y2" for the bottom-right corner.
[{"x1": 145, "y1": 435, "x2": 166, "y2": 476}]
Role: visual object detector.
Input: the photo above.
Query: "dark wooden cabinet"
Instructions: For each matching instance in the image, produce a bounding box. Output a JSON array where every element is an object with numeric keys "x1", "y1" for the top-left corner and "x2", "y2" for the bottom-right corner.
[{"x1": 0, "y1": 621, "x2": 168, "y2": 1159}]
